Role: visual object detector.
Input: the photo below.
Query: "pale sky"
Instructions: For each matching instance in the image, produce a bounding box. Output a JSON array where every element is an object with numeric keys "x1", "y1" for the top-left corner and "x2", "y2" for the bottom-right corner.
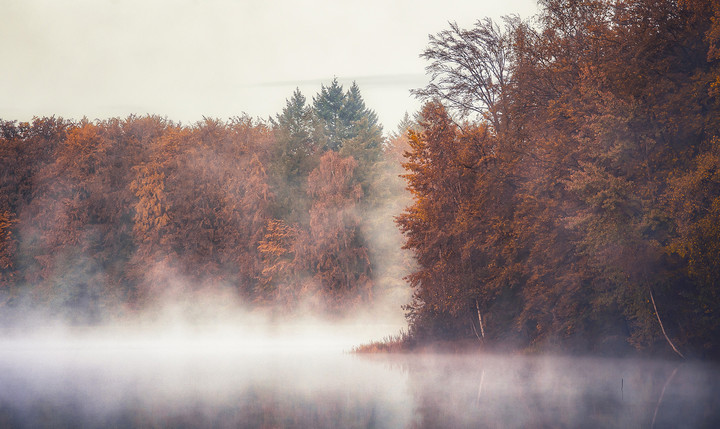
[{"x1": 1, "y1": 0, "x2": 538, "y2": 132}]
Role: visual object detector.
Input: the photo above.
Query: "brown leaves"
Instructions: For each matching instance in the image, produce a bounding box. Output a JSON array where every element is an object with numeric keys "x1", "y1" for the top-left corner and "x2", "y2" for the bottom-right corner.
[
  {"x1": 0, "y1": 211, "x2": 17, "y2": 275},
  {"x1": 401, "y1": 0, "x2": 720, "y2": 353}
]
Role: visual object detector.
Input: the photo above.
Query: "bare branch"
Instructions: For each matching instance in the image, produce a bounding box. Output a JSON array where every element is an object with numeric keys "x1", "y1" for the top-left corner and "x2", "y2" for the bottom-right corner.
[{"x1": 413, "y1": 18, "x2": 516, "y2": 133}]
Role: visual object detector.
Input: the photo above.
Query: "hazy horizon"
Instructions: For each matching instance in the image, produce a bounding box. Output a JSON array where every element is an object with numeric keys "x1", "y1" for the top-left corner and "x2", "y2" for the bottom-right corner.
[{"x1": 1, "y1": 0, "x2": 538, "y2": 130}]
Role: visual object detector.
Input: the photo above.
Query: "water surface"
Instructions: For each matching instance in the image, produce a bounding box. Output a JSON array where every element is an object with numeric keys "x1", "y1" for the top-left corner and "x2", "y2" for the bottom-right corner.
[{"x1": 1, "y1": 332, "x2": 718, "y2": 428}]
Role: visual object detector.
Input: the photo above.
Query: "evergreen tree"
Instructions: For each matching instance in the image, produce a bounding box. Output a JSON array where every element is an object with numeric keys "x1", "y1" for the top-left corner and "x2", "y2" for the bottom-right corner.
[
  {"x1": 275, "y1": 88, "x2": 315, "y2": 158},
  {"x1": 313, "y1": 78, "x2": 347, "y2": 151},
  {"x1": 342, "y1": 81, "x2": 379, "y2": 133},
  {"x1": 313, "y1": 79, "x2": 380, "y2": 152},
  {"x1": 271, "y1": 88, "x2": 320, "y2": 224}
]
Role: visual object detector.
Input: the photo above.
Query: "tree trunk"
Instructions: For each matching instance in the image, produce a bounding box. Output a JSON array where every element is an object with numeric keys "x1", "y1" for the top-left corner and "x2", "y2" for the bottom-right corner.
[
  {"x1": 649, "y1": 286, "x2": 684, "y2": 359},
  {"x1": 476, "y1": 299, "x2": 485, "y2": 340}
]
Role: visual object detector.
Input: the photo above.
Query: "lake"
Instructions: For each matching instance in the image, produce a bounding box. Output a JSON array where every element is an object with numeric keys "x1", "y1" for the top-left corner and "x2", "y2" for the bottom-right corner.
[{"x1": 0, "y1": 328, "x2": 718, "y2": 428}]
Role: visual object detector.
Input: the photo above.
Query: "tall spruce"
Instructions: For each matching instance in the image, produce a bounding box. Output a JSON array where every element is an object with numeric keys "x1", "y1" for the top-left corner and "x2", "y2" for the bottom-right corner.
[
  {"x1": 313, "y1": 78, "x2": 347, "y2": 151},
  {"x1": 313, "y1": 79, "x2": 380, "y2": 151},
  {"x1": 270, "y1": 89, "x2": 319, "y2": 224}
]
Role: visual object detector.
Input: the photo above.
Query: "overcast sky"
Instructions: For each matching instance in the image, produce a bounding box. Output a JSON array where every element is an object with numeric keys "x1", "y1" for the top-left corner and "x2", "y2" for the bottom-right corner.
[{"x1": 2, "y1": 0, "x2": 538, "y2": 131}]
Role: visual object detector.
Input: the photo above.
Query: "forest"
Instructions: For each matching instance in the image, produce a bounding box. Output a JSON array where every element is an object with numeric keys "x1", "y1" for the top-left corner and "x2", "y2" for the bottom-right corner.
[
  {"x1": 2, "y1": 0, "x2": 720, "y2": 359},
  {"x1": 0, "y1": 79, "x2": 410, "y2": 324},
  {"x1": 398, "y1": 0, "x2": 720, "y2": 358}
]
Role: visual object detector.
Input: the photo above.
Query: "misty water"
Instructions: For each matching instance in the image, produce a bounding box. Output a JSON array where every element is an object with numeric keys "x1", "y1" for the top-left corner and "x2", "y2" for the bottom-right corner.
[{"x1": 1, "y1": 327, "x2": 719, "y2": 428}]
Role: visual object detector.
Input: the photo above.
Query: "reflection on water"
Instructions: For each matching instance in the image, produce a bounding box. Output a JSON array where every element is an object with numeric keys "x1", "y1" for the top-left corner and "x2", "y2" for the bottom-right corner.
[
  {"x1": 0, "y1": 335, "x2": 719, "y2": 428},
  {"x1": 401, "y1": 354, "x2": 720, "y2": 428}
]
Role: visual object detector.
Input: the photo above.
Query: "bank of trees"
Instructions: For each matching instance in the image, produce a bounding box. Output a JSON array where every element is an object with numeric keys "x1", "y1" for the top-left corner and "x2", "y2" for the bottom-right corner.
[
  {"x1": 3, "y1": 0, "x2": 719, "y2": 358},
  {"x1": 399, "y1": 0, "x2": 720, "y2": 357},
  {"x1": 0, "y1": 80, "x2": 401, "y2": 320}
]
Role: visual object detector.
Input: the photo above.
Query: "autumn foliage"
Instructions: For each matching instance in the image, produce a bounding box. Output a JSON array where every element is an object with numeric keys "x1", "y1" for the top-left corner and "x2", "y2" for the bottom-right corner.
[
  {"x1": 0, "y1": 80, "x2": 396, "y2": 322},
  {"x1": 2, "y1": 0, "x2": 720, "y2": 359},
  {"x1": 400, "y1": 0, "x2": 720, "y2": 357}
]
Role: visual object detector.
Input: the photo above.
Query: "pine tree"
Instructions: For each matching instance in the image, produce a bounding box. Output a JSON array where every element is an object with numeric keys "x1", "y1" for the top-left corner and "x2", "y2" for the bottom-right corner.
[
  {"x1": 342, "y1": 81, "x2": 379, "y2": 133},
  {"x1": 270, "y1": 88, "x2": 320, "y2": 224},
  {"x1": 313, "y1": 79, "x2": 380, "y2": 151},
  {"x1": 313, "y1": 78, "x2": 347, "y2": 151},
  {"x1": 275, "y1": 88, "x2": 315, "y2": 158}
]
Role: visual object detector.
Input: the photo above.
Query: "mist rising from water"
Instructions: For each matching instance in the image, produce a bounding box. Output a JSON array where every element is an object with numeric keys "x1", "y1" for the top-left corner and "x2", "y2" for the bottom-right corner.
[{"x1": 1, "y1": 338, "x2": 719, "y2": 428}]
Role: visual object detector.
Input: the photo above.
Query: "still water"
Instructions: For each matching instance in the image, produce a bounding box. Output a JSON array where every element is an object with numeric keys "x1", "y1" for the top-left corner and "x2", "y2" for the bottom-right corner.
[{"x1": 0, "y1": 330, "x2": 718, "y2": 428}]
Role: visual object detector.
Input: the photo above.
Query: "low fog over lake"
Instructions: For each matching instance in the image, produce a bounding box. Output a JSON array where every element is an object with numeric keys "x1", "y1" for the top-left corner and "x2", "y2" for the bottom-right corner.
[
  {"x1": 3, "y1": 0, "x2": 720, "y2": 427},
  {"x1": 1, "y1": 326, "x2": 719, "y2": 428}
]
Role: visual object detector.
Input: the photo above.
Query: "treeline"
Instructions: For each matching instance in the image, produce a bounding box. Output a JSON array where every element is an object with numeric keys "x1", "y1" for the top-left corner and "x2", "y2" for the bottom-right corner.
[
  {"x1": 0, "y1": 79, "x2": 410, "y2": 322},
  {"x1": 399, "y1": 0, "x2": 720, "y2": 357}
]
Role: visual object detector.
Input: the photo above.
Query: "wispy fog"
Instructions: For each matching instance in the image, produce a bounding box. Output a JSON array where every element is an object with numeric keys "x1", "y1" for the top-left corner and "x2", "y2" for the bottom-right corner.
[{"x1": 1, "y1": 333, "x2": 718, "y2": 427}]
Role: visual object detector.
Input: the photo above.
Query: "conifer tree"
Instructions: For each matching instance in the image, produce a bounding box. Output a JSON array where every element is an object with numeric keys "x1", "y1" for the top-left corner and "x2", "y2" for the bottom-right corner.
[
  {"x1": 313, "y1": 78, "x2": 347, "y2": 151},
  {"x1": 271, "y1": 89, "x2": 320, "y2": 223},
  {"x1": 342, "y1": 81, "x2": 379, "y2": 132},
  {"x1": 275, "y1": 88, "x2": 316, "y2": 161},
  {"x1": 313, "y1": 79, "x2": 381, "y2": 152}
]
